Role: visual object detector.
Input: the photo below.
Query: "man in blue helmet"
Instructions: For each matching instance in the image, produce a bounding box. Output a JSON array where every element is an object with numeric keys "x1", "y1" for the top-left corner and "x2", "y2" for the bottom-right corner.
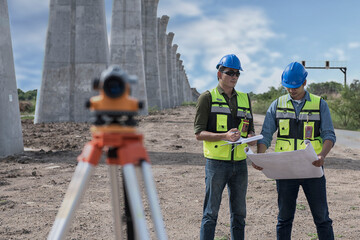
[
  {"x1": 194, "y1": 54, "x2": 255, "y2": 240},
  {"x1": 253, "y1": 62, "x2": 335, "y2": 240}
]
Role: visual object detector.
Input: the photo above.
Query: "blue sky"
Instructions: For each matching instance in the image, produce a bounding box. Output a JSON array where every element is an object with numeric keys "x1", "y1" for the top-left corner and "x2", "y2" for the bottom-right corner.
[{"x1": 7, "y1": 0, "x2": 360, "y2": 94}]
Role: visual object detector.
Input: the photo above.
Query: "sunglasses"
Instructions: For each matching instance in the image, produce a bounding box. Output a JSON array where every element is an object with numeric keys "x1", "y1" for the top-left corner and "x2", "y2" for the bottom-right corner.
[{"x1": 221, "y1": 70, "x2": 240, "y2": 77}]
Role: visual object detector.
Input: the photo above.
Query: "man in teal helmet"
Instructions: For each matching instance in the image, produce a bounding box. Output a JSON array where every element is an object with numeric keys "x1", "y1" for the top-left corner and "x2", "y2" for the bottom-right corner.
[
  {"x1": 253, "y1": 62, "x2": 335, "y2": 240},
  {"x1": 194, "y1": 54, "x2": 255, "y2": 240}
]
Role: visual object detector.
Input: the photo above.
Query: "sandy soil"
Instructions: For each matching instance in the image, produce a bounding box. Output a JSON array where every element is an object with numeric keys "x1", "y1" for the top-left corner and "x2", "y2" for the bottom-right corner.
[{"x1": 1, "y1": 105, "x2": 360, "y2": 239}]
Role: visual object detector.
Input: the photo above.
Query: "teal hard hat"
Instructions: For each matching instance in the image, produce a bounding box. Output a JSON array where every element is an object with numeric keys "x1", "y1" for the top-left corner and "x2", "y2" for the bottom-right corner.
[
  {"x1": 216, "y1": 54, "x2": 243, "y2": 71},
  {"x1": 281, "y1": 62, "x2": 308, "y2": 88}
]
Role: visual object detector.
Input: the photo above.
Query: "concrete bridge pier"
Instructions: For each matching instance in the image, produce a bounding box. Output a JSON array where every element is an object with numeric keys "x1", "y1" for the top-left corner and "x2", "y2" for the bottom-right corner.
[
  {"x1": 0, "y1": 0, "x2": 24, "y2": 157},
  {"x1": 35, "y1": 0, "x2": 109, "y2": 123},
  {"x1": 157, "y1": 16, "x2": 170, "y2": 109},
  {"x1": 111, "y1": 0, "x2": 148, "y2": 115},
  {"x1": 142, "y1": 0, "x2": 162, "y2": 110},
  {"x1": 166, "y1": 32, "x2": 175, "y2": 108}
]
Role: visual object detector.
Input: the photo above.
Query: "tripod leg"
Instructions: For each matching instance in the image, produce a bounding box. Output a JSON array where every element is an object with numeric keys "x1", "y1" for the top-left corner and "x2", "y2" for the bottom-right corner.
[
  {"x1": 141, "y1": 161, "x2": 168, "y2": 240},
  {"x1": 108, "y1": 165, "x2": 123, "y2": 240},
  {"x1": 122, "y1": 164, "x2": 150, "y2": 240},
  {"x1": 47, "y1": 161, "x2": 94, "y2": 240},
  {"x1": 123, "y1": 180, "x2": 135, "y2": 240}
]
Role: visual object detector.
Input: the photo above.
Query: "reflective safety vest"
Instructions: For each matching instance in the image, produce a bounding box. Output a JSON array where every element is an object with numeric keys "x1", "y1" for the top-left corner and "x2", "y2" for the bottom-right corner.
[
  {"x1": 203, "y1": 88, "x2": 253, "y2": 161},
  {"x1": 275, "y1": 93, "x2": 323, "y2": 154}
]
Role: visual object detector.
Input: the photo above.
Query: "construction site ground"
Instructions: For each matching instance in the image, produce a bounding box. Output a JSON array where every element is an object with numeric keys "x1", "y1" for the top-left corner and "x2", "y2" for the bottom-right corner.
[{"x1": 1, "y1": 106, "x2": 359, "y2": 239}]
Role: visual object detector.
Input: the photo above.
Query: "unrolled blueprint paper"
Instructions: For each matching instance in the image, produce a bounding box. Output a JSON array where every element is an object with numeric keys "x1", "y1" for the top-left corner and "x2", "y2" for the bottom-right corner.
[{"x1": 246, "y1": 141, "x2": 324, "y2": 179}]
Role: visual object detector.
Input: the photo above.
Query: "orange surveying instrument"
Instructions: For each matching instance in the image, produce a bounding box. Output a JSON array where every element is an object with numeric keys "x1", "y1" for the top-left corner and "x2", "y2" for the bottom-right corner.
[{"x1": 47, "y1": 66, "x2": 167, "y2": 240}]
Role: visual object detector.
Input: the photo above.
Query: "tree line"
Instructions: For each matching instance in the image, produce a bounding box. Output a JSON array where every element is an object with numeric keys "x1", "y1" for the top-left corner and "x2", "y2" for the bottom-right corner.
[{"x1": 18, "y1": 89, "x2": 37, "y2": 101}]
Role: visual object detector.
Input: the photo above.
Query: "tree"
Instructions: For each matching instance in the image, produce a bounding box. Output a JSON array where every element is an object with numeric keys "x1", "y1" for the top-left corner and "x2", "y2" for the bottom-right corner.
[{"x1": 328, "y1": 79, "x2": 360, "y2": 129}]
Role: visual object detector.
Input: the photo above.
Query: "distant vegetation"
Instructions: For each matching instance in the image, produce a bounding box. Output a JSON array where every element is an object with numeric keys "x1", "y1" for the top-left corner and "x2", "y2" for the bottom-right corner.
[
  {"x1": 17, "y1": 81, "x2": 360, "y2": 131},
  {"x1": 18, "y1": 89, "x2": 37, "y2": 118},
  {"x1": 250, "y1": 80, "x2": 360, "y2": 131},
  {"x1": 18, "y1": 89, "x2": 37, "y2": 101}
]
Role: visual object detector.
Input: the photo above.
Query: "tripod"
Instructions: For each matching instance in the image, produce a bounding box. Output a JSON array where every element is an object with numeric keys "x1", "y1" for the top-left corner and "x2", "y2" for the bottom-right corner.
[{"x1": 47, "y1": 123, "x2": 167, "y2": 240}]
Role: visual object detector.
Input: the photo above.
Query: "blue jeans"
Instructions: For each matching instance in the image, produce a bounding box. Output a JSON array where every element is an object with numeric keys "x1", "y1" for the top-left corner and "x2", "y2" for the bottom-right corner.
[
  {"x1": 276, "y1": 175, "x2": 334, "y2": 240},
  {"x1": 200, "y1": 159, "x2": 248, "y2": 240}
]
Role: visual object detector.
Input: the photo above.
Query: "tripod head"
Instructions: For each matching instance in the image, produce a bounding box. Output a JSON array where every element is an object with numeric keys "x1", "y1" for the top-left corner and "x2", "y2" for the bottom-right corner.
[{"x1": 86, "y1": 65, "x2": 142, "y2": 126}]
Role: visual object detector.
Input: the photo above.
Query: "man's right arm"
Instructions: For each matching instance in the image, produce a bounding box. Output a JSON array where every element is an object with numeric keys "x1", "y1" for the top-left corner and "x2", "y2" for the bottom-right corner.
[
  {"x1": 196, "y1": 129, "x2": 241, "y2": 142},
  {"x1": 194, "y1": 91, "x2": 211, "y2": 136}
]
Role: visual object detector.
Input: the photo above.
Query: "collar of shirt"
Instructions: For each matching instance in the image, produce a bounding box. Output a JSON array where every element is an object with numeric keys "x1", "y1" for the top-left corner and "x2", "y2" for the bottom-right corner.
[
  {"x1": 217, "y1": 84, "x2": 238, "y2": 98},
  {"x1": 286, "y1": 90, "x2": 311, "y2": 104}
]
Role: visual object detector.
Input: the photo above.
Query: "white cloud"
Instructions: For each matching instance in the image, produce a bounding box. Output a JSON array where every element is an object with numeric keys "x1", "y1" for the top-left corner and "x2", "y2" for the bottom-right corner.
[
  {"x1": 348, "y1": 42, "x2": 360, "y2": 49},
  {"x1": 166, "y1": 5, "x2": 280, "y2": 93},
  {"x1": 324, "y1": 48, "x2": 346, "y2": 61}
]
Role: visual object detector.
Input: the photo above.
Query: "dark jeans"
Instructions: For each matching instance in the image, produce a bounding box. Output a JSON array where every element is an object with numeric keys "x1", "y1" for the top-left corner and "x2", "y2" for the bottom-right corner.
[
  {"x1": 276, "y1": 175, "x2": 334, "y2": 240},
  {"x1": 200, "y1": 159, "x2": 248, "y2": 240}
]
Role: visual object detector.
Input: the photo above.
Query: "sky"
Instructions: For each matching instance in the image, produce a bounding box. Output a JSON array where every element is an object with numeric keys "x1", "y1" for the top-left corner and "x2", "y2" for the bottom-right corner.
[{"x1": 7, "y1": 0, "x2": 360, "y2": 94}]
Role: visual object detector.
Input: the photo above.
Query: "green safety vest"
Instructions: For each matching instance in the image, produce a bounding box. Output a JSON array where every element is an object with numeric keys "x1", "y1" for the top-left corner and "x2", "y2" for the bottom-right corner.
[
  {"x1": 275, "y1": 93, "x2": 323, "y2": 154},
  {"x1": 203, "y1": 88, "x2": 253, "y2": 161}
]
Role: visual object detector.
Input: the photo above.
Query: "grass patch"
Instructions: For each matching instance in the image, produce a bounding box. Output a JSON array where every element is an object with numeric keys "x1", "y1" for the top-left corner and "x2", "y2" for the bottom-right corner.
[
  {"x1": 307, "y1": 232, "x2": 318, "y2": 240},
  {"x1": 21, "y1": 115, "x2": 34, "y2": 120},
  {"x1": 214, "y1": 236, "x2": 228, "y2": 240},
  {"x1": 296, "y1": 203, "x2": 306, "y2": 210},
  {"x1": 148, "y1": 106, "x2": 160, "y2": 115},
  {"x1": 181, "y1": 101, "x2": 196, "y2": 107}
]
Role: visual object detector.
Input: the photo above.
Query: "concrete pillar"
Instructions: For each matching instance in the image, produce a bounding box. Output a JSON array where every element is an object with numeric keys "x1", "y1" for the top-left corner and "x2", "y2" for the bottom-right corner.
[
  {"x1": 186, "y1": 76, "x2": 192, "y2": 102},
  {"x1": 141, "y1": 0, "x2": 162, "y2": 110},
  {"x1": 179, "y1": 62, "x2": 185, "y2": 105},
  {"x1": 191, "y1": 88, "x2": 200, "y2": 101},
  {"x1": 35, "y1": 0, "x2": 109, "y2": 123},
  {"x1": 110, "y1": 0, "x2": 148, "y2": 115},
  {"x1": 183, "y1": 73, "x2": 189, "y2": 102},
  {"x1": 157, "y1": 16, "x2": 170, "y2": 109},
  {"x1": 0, "y1": 0, "x2": 24, "y2": 157},
  {"x1": 176, "y1": 57, "x2": 183, "y2": 105},
  {"x1": 172, "y1": 45, "x2": 178, "y2": 106},
  {"x1": 166, "y1": 32, "x2": 174, "y2": 108}
]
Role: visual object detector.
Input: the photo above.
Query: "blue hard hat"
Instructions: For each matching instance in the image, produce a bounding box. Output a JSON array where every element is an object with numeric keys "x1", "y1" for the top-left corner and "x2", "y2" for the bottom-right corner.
[
  {"x1": 281, "y1": 62, "x2": 308, "y2": 88},
  {"x1": 216, "y1": 54, "x2": 243, "y2": 71}
]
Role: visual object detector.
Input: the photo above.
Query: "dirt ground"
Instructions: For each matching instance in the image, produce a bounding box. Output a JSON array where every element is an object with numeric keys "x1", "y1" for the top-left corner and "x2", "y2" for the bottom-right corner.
[{"x1": 1, "y1": 105, "x2": 360, "y2": 239}]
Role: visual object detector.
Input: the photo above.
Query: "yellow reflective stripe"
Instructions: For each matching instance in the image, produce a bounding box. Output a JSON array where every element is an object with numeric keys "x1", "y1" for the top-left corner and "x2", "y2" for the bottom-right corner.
[
  {"x1": 211, "y1": 106, "x2": 231, "y2": 114},
  {"x1": 276, "y1": 111, "x2": 296, "y2": 119},
  {"x1": 237, "y1": 110, "x2": 252, "y2": 119},
  {"x1": 298, "y1": 113, "x2": 320, "y2": 121}
]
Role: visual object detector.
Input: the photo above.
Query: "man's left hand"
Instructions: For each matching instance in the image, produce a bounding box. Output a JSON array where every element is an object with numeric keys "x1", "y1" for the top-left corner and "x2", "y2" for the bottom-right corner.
[{"x1": 312, "y1": 155, "x2": 325, "y2": 167}]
